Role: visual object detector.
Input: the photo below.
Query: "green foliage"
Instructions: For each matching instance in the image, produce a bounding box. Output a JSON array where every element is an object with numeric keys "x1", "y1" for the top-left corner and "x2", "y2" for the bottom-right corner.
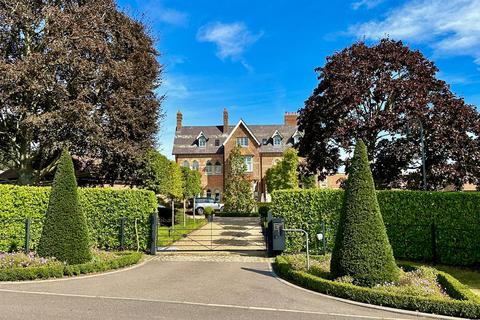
[
  {"x1": 266, "y1": 148, "x2": 299, "y2": 192},
  {"x1": 204, "y1": 207, "x2": 214, "y2": 215},
  {"x1": 139, "y1": 149, "x2": 182, "y2": 199},
  {"x1": 224, "y1": 146, "x2": 255, "y2": 213},
  {"x1": 181, "y1": 166, "x2": 202, "y2": 199},
  {"x1": 0, "y1": 186, "x2": 157, "y2": 252},
  {"x1": 331, "y1": 140, "x2": 399, "y2": 286},
  {"x1": 275, "y1": 256, "x2": 480, "y2": 319},
  {"x1": 271, "y1": 188, "x2": 480, "y2": 266},
  {"x1": 0, "y1": 252, "x2": 142, "y2": 281},
  {"x1": 257, "y1": 202, "x2": 271, "y2": 217},
  {"x1": 37, "y1": 151, "x2": 91, "y2": 264}
]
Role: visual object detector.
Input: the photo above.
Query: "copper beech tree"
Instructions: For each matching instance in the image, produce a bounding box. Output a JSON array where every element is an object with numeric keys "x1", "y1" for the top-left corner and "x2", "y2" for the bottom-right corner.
[
  {"x1": 298, "y1": 39, "x2": 480, "y2": 190},
  {"x1": 0, "y1": 0, "x2": 163, "y2": 185}
]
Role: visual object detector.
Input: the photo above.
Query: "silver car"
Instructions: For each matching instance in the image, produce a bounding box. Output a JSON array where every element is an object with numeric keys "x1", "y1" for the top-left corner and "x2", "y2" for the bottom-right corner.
[{"x1": 194, "y1": 197, "x2": 224, "y2": 214}]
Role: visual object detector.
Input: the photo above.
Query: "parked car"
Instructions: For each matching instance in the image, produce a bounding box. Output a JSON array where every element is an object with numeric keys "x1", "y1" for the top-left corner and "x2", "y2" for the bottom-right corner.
[{"x1": 194, "y1": 197, "x2": 224, "y2": 215}]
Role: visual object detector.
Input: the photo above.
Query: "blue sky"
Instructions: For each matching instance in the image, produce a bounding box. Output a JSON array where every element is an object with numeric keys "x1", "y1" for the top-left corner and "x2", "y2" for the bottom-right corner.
[{"x1": 117, "y1": 0, "x2": 480, "y2": 159}]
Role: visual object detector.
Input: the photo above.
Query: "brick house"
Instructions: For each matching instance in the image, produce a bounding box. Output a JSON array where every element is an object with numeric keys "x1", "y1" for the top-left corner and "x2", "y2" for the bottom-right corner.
[{"x1": 172, "y1": 108, "x2": 344, "y2": 202}]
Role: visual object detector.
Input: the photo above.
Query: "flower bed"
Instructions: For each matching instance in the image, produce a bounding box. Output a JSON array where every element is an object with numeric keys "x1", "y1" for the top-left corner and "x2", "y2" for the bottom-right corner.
[
  {"x1": 275, "y1": 254, "x2": 480, "y2": 318},
  {"x1": 0, "y1": 250, "x2": 143, "y2": 281}
]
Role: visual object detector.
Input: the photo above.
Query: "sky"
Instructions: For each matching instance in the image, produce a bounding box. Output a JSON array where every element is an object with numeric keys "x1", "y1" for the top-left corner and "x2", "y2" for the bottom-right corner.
[{"x1": 116, "y1": 0, "x2": 480, "y2": 159}]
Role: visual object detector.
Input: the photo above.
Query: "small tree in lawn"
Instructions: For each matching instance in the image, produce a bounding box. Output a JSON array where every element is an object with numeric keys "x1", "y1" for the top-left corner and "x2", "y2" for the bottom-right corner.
[
  {"x1": 37, "y1": 150, "x2": 91, "y2": 264},
  {"x1": 224, "y1": 146, "x2": 255, "y2": 213},
  {"x1": 181, "y1": 166, "x2": 202, "y2": 224},
  {"x1": 330, "y1": 140, "x2": 399, "y2": 286},
  {"x1": 266, "y1": 148, "x2": 299, "y2": 192}
]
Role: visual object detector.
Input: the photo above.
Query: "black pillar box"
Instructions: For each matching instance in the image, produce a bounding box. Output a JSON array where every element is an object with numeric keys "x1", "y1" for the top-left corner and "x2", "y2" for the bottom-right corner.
[{"x1": 268, "y1": 217, "x2": 285, "y2": 256}]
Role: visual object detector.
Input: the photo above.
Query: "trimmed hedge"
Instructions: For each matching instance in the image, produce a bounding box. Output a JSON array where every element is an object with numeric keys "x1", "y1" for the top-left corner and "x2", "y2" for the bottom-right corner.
[
  {"x1": 275, "y1": 256, "x2": 480, "y2": 319},
  {"x1": 0, "y1": 185, "x2": 157, "y2": 252},
  {"x1": 0, "y1": 251, "x2": 142, "y2": 281},
  {"x1": 271, "y1": 189, "x2": 480, "y2": 266},
  {"x1": 330, "y1": 140, "x2": 399, "y2": 286},
  {"x1": 38, "y1": 151, "x2": 92, "y2": 264}
]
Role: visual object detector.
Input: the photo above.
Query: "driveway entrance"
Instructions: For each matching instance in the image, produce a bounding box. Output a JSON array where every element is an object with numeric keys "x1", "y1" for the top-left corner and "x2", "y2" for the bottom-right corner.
[{"x1": 158, "y1": 216, "x2": 265, "y2": 252}]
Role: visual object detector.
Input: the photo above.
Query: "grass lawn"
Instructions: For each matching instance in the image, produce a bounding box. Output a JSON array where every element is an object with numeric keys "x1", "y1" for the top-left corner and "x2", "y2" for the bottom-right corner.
[{"x1": 157, "y1": 212, "x2": 207, "y2": 247}]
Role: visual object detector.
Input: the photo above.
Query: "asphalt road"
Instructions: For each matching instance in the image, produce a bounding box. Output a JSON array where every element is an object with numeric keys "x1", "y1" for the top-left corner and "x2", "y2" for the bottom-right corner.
[{"x1": 0, "y1": 255, "x2": 431, "y2": 320}]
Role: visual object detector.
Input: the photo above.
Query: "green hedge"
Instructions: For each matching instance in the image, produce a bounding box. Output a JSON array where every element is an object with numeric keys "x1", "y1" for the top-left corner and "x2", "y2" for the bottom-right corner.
[
  {"x1": 0, "y1": 251, "x2": 142, "y2": 281},
  {"x1": 217, "y1": 211, "x2": 259, "y2": 217},
  {"x1": 275, "y1": 256, "x2": 480, "y2": 319},
  {"x1": 0, "y1": 185, "x2": 157, "y2": 252},
  {"x1": 271, "y1": 189, "x2": 480, "y2": 266}
]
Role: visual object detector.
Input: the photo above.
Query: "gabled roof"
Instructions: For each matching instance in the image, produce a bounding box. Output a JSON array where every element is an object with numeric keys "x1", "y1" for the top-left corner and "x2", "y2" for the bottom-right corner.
[
  {"x1": 196, "y1": 131, "x2": 207, "y2": 140},
  {"x1": 270, "y1": 130, "x2": 283, "y2": 139},
  {"x1": 222, "y1": 119, "x2": 261, "y2": 146},
  {"x1": 292, "y1": 129, "x2": 303, "y2": 138}
]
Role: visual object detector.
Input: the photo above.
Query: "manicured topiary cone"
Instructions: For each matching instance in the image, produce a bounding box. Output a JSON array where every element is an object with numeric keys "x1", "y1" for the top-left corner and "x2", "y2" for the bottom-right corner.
[
  {"x1": 330, "y1": 140, "x2": 399, "y2": 286},
  {"x1": 37, "y1": 150, "x2": 91, "y2": 264}
]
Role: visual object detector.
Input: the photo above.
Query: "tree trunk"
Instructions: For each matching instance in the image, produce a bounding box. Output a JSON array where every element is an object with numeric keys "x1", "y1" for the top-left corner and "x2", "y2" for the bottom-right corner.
[{"x1": 183, "y1": 199, "x2": 186, "y2": 227}]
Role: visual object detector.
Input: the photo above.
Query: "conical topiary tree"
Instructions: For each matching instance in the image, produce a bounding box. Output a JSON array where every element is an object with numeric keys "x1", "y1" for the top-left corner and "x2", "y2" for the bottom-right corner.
[
  {"x1": 37, "y1": 150, "x2": 91, "y2": 264},
  {"x1": 330, "y1": 140, "x2": 399, "y2": 286}
]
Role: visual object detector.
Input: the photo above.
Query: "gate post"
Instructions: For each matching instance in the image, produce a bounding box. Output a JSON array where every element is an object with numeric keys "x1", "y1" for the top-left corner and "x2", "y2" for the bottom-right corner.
[
  {"x1": 150, "y1": 211, "x2": 158, "y2": 255},
  {"x1": 24, "y1": 218, "x2": 31, "y2": 254},
  {"x1": 119, "y1": 217, "x2": 126, "y2": 251}
]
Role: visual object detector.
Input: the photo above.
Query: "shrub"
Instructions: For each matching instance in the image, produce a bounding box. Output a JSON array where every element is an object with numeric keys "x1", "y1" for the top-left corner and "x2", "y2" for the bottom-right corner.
[
  {"x1": 0, "y1": 186, "x2": 157, "y2": 252},
  {"x1": 204, "y1": 207, "x2": 214, "y2": 215},
  {"x1": 257, "y1": 203, "x2": 270, "y2": 217},
  {"x1": 331, "y1": 140, "x2": 399, "y2": 286},
  {"x1": 37, "y1": 151, "x2": 91, "y2": 264},
  {"x1": 270, "y1": 189, "x2": 480, "y2": 266},
  {"x1": 275, "y1": 256, "x2": 480, "y2": 319},
  {"x1": 217, "y1": 211, "x2": 259, "y2": 217}
]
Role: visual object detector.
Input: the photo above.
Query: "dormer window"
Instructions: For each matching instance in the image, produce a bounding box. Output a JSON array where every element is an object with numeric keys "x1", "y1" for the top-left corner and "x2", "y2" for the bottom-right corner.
[
  {"x1": 271, "y1": 130, "x2": 283, "y2": 147},
  {"x1": 292, "y1": 129, "x2": 303, "y2": 145},
  {"x1": 293, "y1": 136, "x2": 300, "y2": 144},
  {"x1": 199, "y1": 137, "x2": 206, "y2": 147},
  {"x1": 196, "y1": 131, "x2": 207, "y2": 148},
  {"x1": 262, "y1": 138, "x2": 268, "y2": 145},
  {"x1": 273, "y1": 136, "x2": 281, "y2": 146}
]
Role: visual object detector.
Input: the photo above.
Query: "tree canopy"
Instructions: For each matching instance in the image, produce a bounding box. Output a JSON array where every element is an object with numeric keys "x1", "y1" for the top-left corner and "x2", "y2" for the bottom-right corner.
[
  {"x1": 266, "y1": 148, "x2": 300, "y2": 192},
  {"x1": 224, "y1": 146, "x2": 255, "y2": 213},
  {"x1": 139, "y1": 149, "x2": 182, "y2": 200},
  {"x1": 181, "y1": 166, "x2": 202, "y2": 200},
  {"x1": 0, "y1": 0, "x2": 163, "y2": 185},
  {"x1": 298, "y1": 39, "x2": 480, "y2": 190}
]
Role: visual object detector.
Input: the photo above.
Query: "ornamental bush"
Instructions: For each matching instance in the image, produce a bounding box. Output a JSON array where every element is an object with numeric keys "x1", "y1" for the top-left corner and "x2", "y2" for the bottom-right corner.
[
  {"x1": 37, "y1": 151, "x2": 91, "y2": 264},
  {"x1": 330, "y1": 140, "x2": 400, "y2": 286}
]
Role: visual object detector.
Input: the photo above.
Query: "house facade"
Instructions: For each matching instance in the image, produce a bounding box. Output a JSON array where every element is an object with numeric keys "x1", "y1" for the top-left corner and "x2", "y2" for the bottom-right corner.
[{"x1": 172, "y1": 108, "x2": 342, "y2": 201}]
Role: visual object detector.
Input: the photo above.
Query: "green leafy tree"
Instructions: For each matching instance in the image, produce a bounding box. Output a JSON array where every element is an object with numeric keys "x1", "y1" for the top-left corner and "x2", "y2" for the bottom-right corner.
[
  {"x1": 139, "y1": 149, "x2": 182, "y2": 200},
  {"x1": 37, "y1": 150, "x2": 91, "y2": 264},
  {"x1": 181, "y1": 167, "x2": 202, "y2": 200},
  {"x1": 224, "y1": 146, "x2": 255, "y2": 213},
  {"x1": 330, "y1": 140, "x2": 399, "y2": 286},
  {"x1": 0, "y1": 0, "x2": 163, "y2": 185},
  {"x1": 266, "y1": 148, "x2": 300, "y2": 192}
]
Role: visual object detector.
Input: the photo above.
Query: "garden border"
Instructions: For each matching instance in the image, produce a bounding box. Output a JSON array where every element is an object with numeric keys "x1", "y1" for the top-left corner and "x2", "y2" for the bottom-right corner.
[
  {"x1": 0, "y1": 252, "x2": 143, "y2": 282},
  {"x1": 274, "y1": 256, "x2": 480, "y2": 319}
]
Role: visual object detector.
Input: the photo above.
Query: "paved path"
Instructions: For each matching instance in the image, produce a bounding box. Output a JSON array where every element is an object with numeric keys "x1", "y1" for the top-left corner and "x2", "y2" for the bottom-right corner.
[
  {"x1": 164, "y1": 216, "x2": 265, "y2": 251},
  {"x1": 0, "y1": 254, "x2": 431, "y2": 320}
]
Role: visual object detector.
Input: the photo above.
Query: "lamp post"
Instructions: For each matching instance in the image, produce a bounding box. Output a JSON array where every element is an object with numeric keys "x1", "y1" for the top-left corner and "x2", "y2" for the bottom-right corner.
[{"x1": 407, "y1": 118, "x2": 427, "y2": 191}]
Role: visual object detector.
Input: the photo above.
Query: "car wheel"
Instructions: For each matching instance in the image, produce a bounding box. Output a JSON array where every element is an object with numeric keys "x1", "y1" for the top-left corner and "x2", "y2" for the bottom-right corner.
[{"x1": 196, "y1": 207, "x2": 204, "y2": 215}]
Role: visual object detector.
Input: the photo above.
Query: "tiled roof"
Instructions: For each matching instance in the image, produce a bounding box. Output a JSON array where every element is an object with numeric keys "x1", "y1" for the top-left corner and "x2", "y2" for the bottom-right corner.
[{"x1": 172, "y1": 123, "x2": 298, "y2": 155}]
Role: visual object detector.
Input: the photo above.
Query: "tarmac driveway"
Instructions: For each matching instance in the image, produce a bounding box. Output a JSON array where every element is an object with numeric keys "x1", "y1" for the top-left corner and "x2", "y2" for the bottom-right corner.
[{"x1": 0, "y1": 254, "x2": 431, "y2": 320}]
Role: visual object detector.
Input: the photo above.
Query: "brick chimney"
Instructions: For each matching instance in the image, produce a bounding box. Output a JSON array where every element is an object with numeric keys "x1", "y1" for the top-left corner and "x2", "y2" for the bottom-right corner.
[
  {"x1": 223, "y1": 108, "x2": 229, "y2": 133},
  {"x1": 176, "y1": 110, "x2": 182, "y2": 130},
  {"x1": 284, "y1": 112, "x2": 298, "y2": 126}
]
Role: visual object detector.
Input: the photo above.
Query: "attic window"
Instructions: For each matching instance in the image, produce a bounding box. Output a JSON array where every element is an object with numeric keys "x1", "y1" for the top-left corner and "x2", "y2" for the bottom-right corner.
[
  {"x1": 199, "y1": 137, "x2": 206, "y2": 147},
  {"x1": 215, "y1": 139, "x2": 220, "y2": 146},
  {"x1": 237, "y1": 137, "x2": 248, "y2": 147},
  {"x1": 293, "y1": 136, "x2": 300, "y2": 145},
  {"x1": 273, "y1": 136, "x2": 281, "y2": 146},
  {"x1": 262, "y1": 138, "x2": 268, "y2": 145}
]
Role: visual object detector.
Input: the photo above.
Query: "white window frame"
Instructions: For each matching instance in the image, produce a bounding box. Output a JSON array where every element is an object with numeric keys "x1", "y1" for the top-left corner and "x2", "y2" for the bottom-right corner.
[
  {"x1": 199, "y1": 137, "x2": 206, "y2": 148},
  {"x1": 273, "y1": 136, "x2": 281, "y2": 146},
  {"x1": 236, "y1": 137, "x2": 248, "y2": 147},
  {"x1": 214, "y1": 161, "x2": 222, "y2": 174},
  {"x1": 192, "y1": 160, "x2": 199, "y2": 171},
  {"x1": 244, "y1": 156, "x2": 253, "y2": 172}
]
